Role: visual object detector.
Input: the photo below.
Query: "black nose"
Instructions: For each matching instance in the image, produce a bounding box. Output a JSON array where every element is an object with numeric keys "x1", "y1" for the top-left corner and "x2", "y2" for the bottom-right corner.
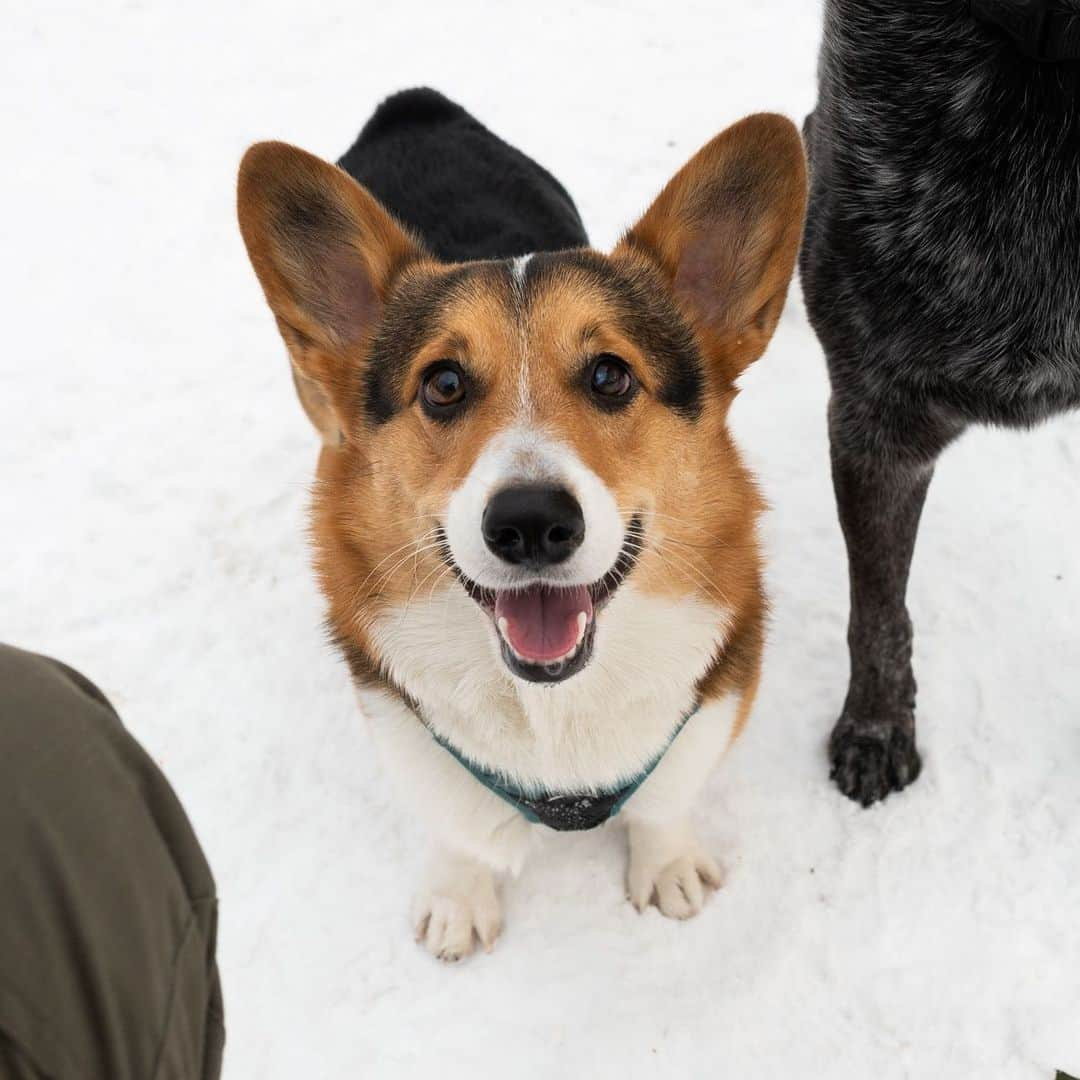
[{"x1": 482, "y1": 485, "x2": 585, "y2": 567}]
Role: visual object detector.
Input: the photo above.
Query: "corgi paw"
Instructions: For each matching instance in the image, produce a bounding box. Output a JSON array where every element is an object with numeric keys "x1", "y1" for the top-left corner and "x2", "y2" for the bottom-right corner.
[
  {"x1": 412, "y1": 852, "x2": 502, "y2": 962},
  {"x1": 627, "y1": 818, "x2": 722, "y2": 920}
]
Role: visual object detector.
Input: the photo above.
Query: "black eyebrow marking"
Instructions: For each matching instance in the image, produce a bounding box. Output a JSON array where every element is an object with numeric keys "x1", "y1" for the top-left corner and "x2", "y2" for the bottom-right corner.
[
  {"x1": 361, "y1": 264, "x2": 502, "y2": 425},
  {"x1": 576, "y1": 321, "x2": 604, "y2": 346},
  {"x1": 525, "y1": 249, "x2": 705, "y2": 420}
]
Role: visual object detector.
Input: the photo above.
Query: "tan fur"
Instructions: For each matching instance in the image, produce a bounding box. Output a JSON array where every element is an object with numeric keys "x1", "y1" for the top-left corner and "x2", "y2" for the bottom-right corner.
[
  {"x1": 617, "y1": 113, "x2": 808, "y2": 386},
  {"x1": 237, "y1": 114, "x2": 807, "y2": 728}
]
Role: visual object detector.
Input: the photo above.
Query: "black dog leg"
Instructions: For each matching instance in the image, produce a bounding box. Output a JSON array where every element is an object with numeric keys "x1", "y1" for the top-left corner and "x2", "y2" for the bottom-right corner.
[{"x1": 828, "y1": 400, "x2": 960, "y2": 806}]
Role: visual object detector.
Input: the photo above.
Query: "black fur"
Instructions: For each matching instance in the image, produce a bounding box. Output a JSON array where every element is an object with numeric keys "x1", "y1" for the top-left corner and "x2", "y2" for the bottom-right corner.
[
  {"x1": 801, "y1": 0, "x2": 1080, "y2": 804},
  {"x1": 338, "y1": 87, "x2": 588, "y2": 261},
  {"x1": 525, "y1": 249, "x2": 706, "y2": 421},
  {"x1": 361, "y1": 263, "x2": 484, "y2": 426},
  {"x1": 341, "y1": 90, "x2": 706, "y2": 426}
]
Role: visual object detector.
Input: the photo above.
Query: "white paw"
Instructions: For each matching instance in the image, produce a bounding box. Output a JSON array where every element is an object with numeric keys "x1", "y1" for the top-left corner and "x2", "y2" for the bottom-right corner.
[
  {"x1": 412, "y1": 852, "x2": 502, "y2": 962},
  {"x1": 627, "y1": 818, "x2": 722, "y2": 920}
]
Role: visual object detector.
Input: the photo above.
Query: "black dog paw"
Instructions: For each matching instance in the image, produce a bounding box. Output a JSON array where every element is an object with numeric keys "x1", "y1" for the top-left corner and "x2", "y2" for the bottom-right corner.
[{"x1": 829, "y1": 722, "x2": 921, "y2": 807}]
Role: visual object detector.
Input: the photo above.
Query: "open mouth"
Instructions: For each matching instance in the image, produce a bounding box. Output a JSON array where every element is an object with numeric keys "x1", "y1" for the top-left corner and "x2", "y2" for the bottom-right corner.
[{"x1": 444, "y1": 516, "x2": 644, "y2": 684}]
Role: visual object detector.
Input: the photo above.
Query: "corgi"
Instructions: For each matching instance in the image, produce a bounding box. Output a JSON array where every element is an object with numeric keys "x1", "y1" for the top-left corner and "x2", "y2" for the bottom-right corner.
[{"x1": 237, "y1": 88, "x2": 806, "y2": 960}]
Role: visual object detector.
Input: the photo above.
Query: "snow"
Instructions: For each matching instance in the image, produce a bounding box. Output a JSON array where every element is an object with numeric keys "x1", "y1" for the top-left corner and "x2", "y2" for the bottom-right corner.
[{"x1": 2, "y1": 2, "x2": 1078, "y2": 1077}]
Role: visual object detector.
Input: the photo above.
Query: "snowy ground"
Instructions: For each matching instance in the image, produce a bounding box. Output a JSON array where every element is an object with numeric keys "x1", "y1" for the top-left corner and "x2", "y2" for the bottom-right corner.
[{"x1": 3, "y1": 2, "x2": 1079, "y2": 1077}]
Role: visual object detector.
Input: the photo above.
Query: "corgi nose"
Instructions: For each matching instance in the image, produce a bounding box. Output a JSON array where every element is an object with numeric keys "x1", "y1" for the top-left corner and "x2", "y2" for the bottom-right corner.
[{"x1": 482, "y1": 485, "x2": 585, "y2": 567}]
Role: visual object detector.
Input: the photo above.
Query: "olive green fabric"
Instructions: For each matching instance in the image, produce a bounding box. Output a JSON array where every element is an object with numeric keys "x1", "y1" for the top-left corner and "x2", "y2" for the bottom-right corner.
[{"x1": 0, "y1": 644, "x2": 224, "y2": 1079}]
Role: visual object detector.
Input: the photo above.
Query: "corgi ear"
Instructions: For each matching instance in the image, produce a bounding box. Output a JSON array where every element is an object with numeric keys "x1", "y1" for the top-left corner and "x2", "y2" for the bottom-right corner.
[
  {"x1": 237, "y1": 141, "x2": 427, "y2": 444},
  {"x1": 615, "y1": 114, "x2": 807, "y2": 382}
]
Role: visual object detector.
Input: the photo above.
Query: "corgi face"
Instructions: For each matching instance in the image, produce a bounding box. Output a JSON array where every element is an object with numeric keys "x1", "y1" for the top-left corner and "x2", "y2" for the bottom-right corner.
[{"x1": 238, "y1": 114, "x2": 806, "y2": 687}]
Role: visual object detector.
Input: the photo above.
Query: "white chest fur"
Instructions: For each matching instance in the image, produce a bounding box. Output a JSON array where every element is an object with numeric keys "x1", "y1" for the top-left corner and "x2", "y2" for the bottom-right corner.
[{"x1": 366, "y1": 582, "x2": 730, "y2": 793}]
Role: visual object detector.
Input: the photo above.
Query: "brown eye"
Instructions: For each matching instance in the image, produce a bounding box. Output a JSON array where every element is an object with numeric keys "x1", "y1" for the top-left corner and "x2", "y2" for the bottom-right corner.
[
  {"x1": 588, "y1": 354, "x2": 635, "y2": 406},
  {"x1": 420, "y1": 362, "x2": 467, "y2": 415}
]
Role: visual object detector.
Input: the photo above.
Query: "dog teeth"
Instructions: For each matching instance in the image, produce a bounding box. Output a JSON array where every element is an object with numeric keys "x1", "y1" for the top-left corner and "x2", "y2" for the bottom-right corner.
[
  {"x1": 495, "y1": 614, "x2": 585, "y2": 666},
  {"x1": 496, "y1": 618, "x2": 533, "y2": 663}
]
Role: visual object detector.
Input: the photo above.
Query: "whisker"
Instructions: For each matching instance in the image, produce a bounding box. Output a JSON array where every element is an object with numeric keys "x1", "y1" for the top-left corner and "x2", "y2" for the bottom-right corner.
[
  {"x1": 354, "y1": 528, "x2": 442, "y2": 593},
  {"x1": 394, "y1": 559, "x2": 453, "y2": 631},
  {"x1": 614, "y1": 507, "x2": 747, "y2": 551},
  {"x1": 367, "y1": 541, "x2": 447, "y2": 589},
  {"x1": 351, "y1": 538, "x2": 446, "y2": 611},
  {"x1": 647, "y1": 542, "x2": 732, "y2": 606}
]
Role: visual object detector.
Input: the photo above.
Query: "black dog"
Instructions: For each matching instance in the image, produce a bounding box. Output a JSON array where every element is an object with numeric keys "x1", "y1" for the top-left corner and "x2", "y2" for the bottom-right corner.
[
  {"x1": 801, "y1": 0, "x2": 1080, "y2": 805},
  {"x1": 337, "y1": 87, "x2": 588, "y2": 261}
]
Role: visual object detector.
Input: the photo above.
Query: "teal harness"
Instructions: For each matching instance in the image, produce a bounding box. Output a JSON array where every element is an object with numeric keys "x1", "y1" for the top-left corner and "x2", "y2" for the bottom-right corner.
[{"x1": 424, "y1": 702, "x2": 700, "y2": 832}]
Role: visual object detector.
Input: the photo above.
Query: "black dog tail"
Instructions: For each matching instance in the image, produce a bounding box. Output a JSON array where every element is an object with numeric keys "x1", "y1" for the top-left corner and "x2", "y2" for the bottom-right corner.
[
  {"x1": 337, "y1": 86, "x2": 589, "y2": 262},
  {"x1": 354, "y1": 87, "x2": 466, "y2": 145}
]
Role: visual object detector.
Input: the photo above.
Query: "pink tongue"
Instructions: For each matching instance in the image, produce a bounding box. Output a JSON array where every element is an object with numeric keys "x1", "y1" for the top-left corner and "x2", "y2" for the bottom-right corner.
[{"x1": 495, "y1": 585, "x2": 593, "y2": 664}]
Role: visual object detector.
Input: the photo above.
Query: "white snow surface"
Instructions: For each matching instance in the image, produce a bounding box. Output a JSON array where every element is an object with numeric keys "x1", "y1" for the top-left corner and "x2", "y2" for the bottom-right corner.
[{"x1": 2, "y1": 2, "x2": 1078, "y2": 1077}]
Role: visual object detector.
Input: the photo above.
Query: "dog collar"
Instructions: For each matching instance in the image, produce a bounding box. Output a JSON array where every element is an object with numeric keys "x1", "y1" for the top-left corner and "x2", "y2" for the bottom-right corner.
[
  {"x1": 423, "y1": 702, "x2": 700, "y2": 832},
  {"x1": 971, "y1": 0, "x2": 1080, "y2": 61}
]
